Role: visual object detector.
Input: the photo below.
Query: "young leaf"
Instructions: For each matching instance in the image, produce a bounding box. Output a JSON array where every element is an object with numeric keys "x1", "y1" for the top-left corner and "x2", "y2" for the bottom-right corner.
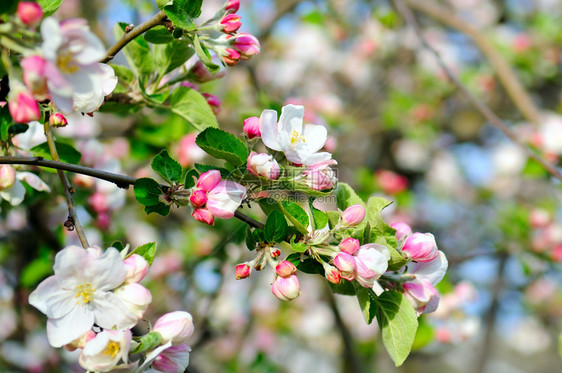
[
  {"x1": 144, "y1": 25, "x2": 174, "y2": 44},
  {"x1": 289, "y1": 235, "x2": 307, "y2": 252},
  {"x1": 31, "y1": 142, "x2": 82, "y2": 164},
  {"x1": 184, "y1": 169, "x2": 199, "y2": 189},
  {"x1": 245, "y1": 226, "x2": 257, "y2": 251},
  {"x1": 329, "y1": 279, "x2": 357, "y2": 296},
  {"x1": 37, "y1": 0, "x2": 62, "y2": 16},
  {"x1": 279, "y1": 201, "x2": 309, "y2": 234},
  {"x1": 111, "y1": 241, "x2": 125, "y2": 252},
  {"x1": 131, "y1": 242, "x2": 157, "y2": 265},
  {"x1": 169, "y1": 87, "x2": 218, "y2": 131},
  {"x1": 310, "y1": 205, "x2": 329, "y2": 230},
  {"x1": 152, "y1": 150, "x2": 183, "y2": 184},
  {"x1": 145, "y1": 203, "x2": 171, "y2": 216},
  {"x1": 335, "y1": 182, "x2": 364, "y2": 210},
  {"x1": 153, "y1": 40, "x2": 194, "y2": 75},
  {"x1": 265, "y1": 210, "x2": 288, "y2": 243},
  {"x1": 130, "y1": 332, "x2": 163, "y2": 354},
  {"x1": 113, "y1": 23, "x2": 155, "y2": 76},
  {"x1": 195, "y1": 128, "x2": 249, "y2": 167},
  {"x1": 192, "y1": 34, "x2": 220, "y2": 73},
  {"x1": 163, "y1": 3, "x2": 196, "y2": 31},
  {"x1": 134, "y1": 178, "x2": 163, "y2": 206}
]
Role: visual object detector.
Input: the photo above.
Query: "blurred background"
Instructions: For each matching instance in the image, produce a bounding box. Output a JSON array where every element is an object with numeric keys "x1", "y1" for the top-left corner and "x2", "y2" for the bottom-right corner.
[{"x1": 1, "y1": 0, "x2": 562, "y2": 372}]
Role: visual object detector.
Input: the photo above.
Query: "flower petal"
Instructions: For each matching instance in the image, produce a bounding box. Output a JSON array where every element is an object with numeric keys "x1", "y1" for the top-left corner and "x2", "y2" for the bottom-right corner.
[
  {"x1": 16, "y1": 172, "x2": 51, "y2": 192},
  {"x1": 91, "y1": 291, "x2": 137, "y2": 331},
  {"x1": 28, "y1": 276, "x2": 76, "y2": 319},
  {"x1": 278, "y1": 104, "x2": 304, "y2": 134},
  {"x1": 259, "y1": 109, "x2": 281, "y2": 151},
  {"x1": 302, "y1": 152, "x2": 332, "y2": 166},
  {"x1": 0, "y1": 180, "x2": 26, "y2": 206},
  {"x1": 303, "y1": 124, "x2": 327, "y2": 153},
  {"x1": 87, "y1": 247, "x2": 127, "y2": 291},
  {"x1": 46, "y1": 305, "x2": 93, "y2": 347},
  {"x1": 407, "y1": 250, "x2": 448, "y2": 285},
  {"x1": 207, "y1": 181, "x2": 246, "y2": 219}
]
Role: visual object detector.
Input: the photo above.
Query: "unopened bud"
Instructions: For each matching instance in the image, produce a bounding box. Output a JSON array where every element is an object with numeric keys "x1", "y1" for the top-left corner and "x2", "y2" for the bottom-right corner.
[
  {"x1": 339, "y1": 237, "x2": 360, "y2": 255},
  {"x1": 243, "y1": 116, "x2": 261, "y2": 139},
  {"x1": 0, "y1": 165, "x2": 16, "y2": 190},
  {"x1": 17, "y1": 2, "x2": 43, "y2": 27},
  {"x1": 275, "y1": 260, "x2": 296, "y2": 277},
  {"x1": 271, "y1": 274, "x2": 300, "y2": 302},
  {"x1": 324, "y1": 264, "x2": 342, "y2": 284},
  {"x1": 390, "y1": 222, "x2": 412, "y2": 244},
  {"x1": 333, "y1": 252, "x2": 356, "y2": 280},
  {"x1": 401, "y1": 233, "x2": 439, "y2": 262},
  {"x1": 196, "y1": 170, "x2": 221, "y2": 192},
  {"x1": 202, "y1": 93, "x2": 220, "y2": 114},
  {"x1": 225, "y1": 0, "x2": 240, "y2": 13},
  {"x1": 235, "y1": 263, "x2": 251, "y2": 279},
  {"x1": 247, "y1": 152, "x2": 280, "y2": 180},
  {"x1": 340, "y1": 204, "x2": 365, "y2": 227},
  {"x1": 123, "y1": 254, "x2": 149, "y2": 283},
  {"x1": 221, "y1": 48, "x2": 240, "y2": 66},
  {"x1": 153, "y1": 311, "x2": 195, "y2": 345},
  {"x1": 230, "y1": 33, "x2": 261, "y2": 60},
  {"x1": 49, "y1": 112, "x2": 68, "y2": 127},
  {"x1": 190, "y1": 189, "x2": 207, "y2": 208},
  {"x1": 220, "y1": 14, "x2": 242, "y2": 34},
  {"x1": 8, "y1": 89, "x2": 40, "y2": 123},
  {"x1": 192, "y1": 208, "x2": 214, "y2": 225}
]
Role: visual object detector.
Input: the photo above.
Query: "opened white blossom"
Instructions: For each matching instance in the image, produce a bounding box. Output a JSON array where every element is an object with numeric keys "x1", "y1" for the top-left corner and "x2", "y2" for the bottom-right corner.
[
  {"x1": 259, "y1": 104, "x2": 332, "y2": 165},
  {"x1": 28, "y1": 245, "x2": 138, "y2": 347},
  {"x1": 40, "y1": 17, "x2": 116, "y2": 113},
  {"x1": 0, "y1": 171, "x2": 50, "y2": 206},
  {"x1": 78, "y1": 329, "x2": 132, "y2": 372}
]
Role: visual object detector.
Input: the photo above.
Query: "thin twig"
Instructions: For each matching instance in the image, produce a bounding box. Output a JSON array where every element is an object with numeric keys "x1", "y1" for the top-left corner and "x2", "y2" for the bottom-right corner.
[
  {"x1": 100, "y1": 10, "x2": 167, "y2": 64},
  {"x1": 0, "y1": 156, "x2": 264, "y2": 229},
  {"x1": 43, "y1": 123, "x2": 90, "y2": 248},
  {"x1": 394, "y1": 0, "x2": 562, "y2": 182},
  {"x1": 401, "y1": 0, "x2": 542, "y2": 126}
]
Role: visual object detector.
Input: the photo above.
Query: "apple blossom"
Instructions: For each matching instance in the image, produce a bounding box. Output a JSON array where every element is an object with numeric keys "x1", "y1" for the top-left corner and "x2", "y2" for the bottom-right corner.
[
  {"x1": 221, "y1": 48, "x2": 241, "y2": 66},
  {"x1": 202, "y1": 93, "x2": 220, "y2": 114},
  {"x1": 192, "y1": 208, "x2": 215, "y2": 225},
  {"x1": 333, "y1": 252, "x2": 356, "y2": 281},
  {"x1": 354, "y1": 243, "x2": 390, "y2": 288},
  {"x1": 153, "y1": 311, "x2": 195, "y2": 346},
  {"x1": 28, "y1": 246, "x2": 137, "y2": 347},
  {"x1": 339, "y1": 237, "x2": 360, "y2": 255},
  {"x1": 235, "y1": 263, "x2": 251, "y2": 279},
  {"x1": 190, "y1": 189, "x2": 208, "y2": 208},
  {"x1": 403, "y1": 251, "x2": 448, "y2": 314},
  {"x1": 401, "y1": 232, "x2": 439, "y2": 262},
  {"x1": 17, "y1": 2, "x2": 43, "y2": 27},
  {"x1": 229, "y1": 33, "x2": 261, "y2": 60},
  {"x1": 78, "y1": 329, "x2": 131, "y2": 372},
  {"x1": 8, "y1": 85, "x2": 40, "y2": 123},
  {"x1": 340, "y1": 204, "x2": 366, "y2": 227},
  {"x1": 301, "y1": 159, "x2": 338, "y2": 190},
  {"x1": 220, "y1": 14, "x2": 242, "y2": 34},
  {"x1": 21, "y1": 56, "x2": 49, "y2": 100},
  {"x1": 259, "y1": 104, "x2": 332, "y2": 166},
  {"x1": 271, "y1": 274, "x2": 300, "y2": 302},
  {"x1": 151, "y1": 344, "x2": 191, "y2": 373},
  {"x1": 115, "y1": 283, "x2": 152, "y2": 319},
  {"x1": 247, "y1": 152, "x2": 281, "y2": 179},
  {"x1": 0, "y1": 171, "x2": 50, "y2": 206},
  {"x1": 243, "y1": 116, "x2": 261, "y2": 139},
  {"x1": 390, "y1": 222, "x2": 413, "y2": 245},
  {"x1": 323, "y1": 263, "x2": 342, "y2": 284},
  {"x1": 0, "y1": 165, "x2": 16, "y2": 190}
]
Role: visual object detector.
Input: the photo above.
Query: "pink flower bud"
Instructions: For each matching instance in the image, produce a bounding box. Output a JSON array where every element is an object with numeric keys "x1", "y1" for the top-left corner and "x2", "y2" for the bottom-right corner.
[
  {"x1": 354, "y1": 244, "x2": 390, "y2": 288},
  {"x1": 235, "y1": 263, "x2": 251, "y2": 279},
  {"x1": 152, "y1": 344, "x2": 191, "y2": 373},
  {"x1": 114, "y1": 283, "x2": 152, "y2": 319},
  {"x1": 225, "y1": 0, "x2": 240, "y2": 13},
  {"x1": 0, "y1": 165, "x2": 16, "y2": 190},
  {"x1": 339, "y1": 237, "x2": 359, "y2": 255},
  {"x1": 196, "y1": 170, "x2": 221, "y2": 192},
  {"x1": 333, "y1": 252, "x2": 356, "y2": 280},
  {"x1": 190, "y1": 189, "x2": 207, "y2": 208},
  {"x1": 17, "y1": 2, "x2": 43, "y2": 27},
  {"x1": 190, "y1": 60, "x2": 226, "y2": 83},
  {"x1": 390, "y1": 222, "x2": 413, "y2": 243},
  {"x1": 271, "y1": 274, "x2": 300, "y2": 301},
  {"x1": 8, "y1": 89, "x2": 40, "y2": 123},
  {"x1": 243, "y1": 116, "x2": 261, "y2": 139},
  {"x1": 202, "y1": 93, "x2": 220, "y2": 114},
  {"x1": 192, "y1": 208, "x2": 214, "y2": 225},
  {"x1": 88, "y1": 191, "x2": 108, "y2": 213},
  {"x1": 247, "y1": 152, "x2": 280, "y2": 179},
  {"x1": 180, "y1": 81, "x2": 198, "y2": 90},
  {"x1": 176, "y1": 134, "x2": 205, "y2": 167},
  {"x1": 220, "y1": 14, "x2": 242, "y2": 34},
  {"x1": 403, "y1": 279, "x2": 440, "y2": 314},
  {"x1": 231, "y1": 33, "x2": 261, "y2": 60},
  {"x1": 275, "y1": 260, "x2": 296, "y2": 277},
  {"x1": 222, "y1": 48, "x2": 240, "y2": 66},
  {"x1": 49, "y1": 112, "x2": 68, "y2": 127},
  {"x1": 401, "y1": 232, "x2": 439, "y2": 262},
  {"x1": 340, "y1": 204, "x2": 365, "y2": 227},
  {"x1": 154, "y1": 311, "x2": 195, "y2": 345},
  {"x1": 324, "y1": 265, "x2": 342, "y2": 284},
  {"x1": 123, "y1": 254, "x2": 149, "y2": 283},
  {"x1": 20, "y1": 56, "x2": 48, "y2": 99}
]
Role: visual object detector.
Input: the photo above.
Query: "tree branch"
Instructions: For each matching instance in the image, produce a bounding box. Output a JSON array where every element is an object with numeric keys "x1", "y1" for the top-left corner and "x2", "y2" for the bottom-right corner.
[
  {"x1": 394, "y1": 0, "x2": 562, "y2": 182},
  {"x1": 0, "y1": 156, "x2": 264, "y2": 229},
  {"x1": 401, "y1": 0, "x2": 542, "y2": 126},
  {"x1": 100, "y1": 10, "x2": 167, "y2": 64},
  {"x1": 43, "y1": 123, "x2": 89, "y2": 248}
]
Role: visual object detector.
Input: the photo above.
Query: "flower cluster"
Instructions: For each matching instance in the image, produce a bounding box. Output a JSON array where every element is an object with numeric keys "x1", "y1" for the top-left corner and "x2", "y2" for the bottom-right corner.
[{"x1": 28, "y1": 245, "x2": 194, "y2": 372}]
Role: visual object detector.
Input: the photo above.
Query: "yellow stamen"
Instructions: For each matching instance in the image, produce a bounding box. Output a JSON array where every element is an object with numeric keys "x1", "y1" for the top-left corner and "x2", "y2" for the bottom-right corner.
[
  {"x1": 56, "y1": 52, "x2": 79, "y2": 74},
  {"x1": 75, "y1": 283, "x2": 96, "y2": 305},
  {"x1": 289, "y1": 130, "x2": 305, "y2": 145},
  {"x1": 103, "y1": 341, "x2": 120, "y2": 358}
]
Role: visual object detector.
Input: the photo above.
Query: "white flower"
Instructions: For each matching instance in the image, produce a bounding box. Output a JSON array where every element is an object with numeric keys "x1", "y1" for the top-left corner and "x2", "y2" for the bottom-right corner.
[
  {"x1": 78, "y1": 329, "x2": 131, "y2": 372},
  {"x1": 354, "y1": 243, "x2": 390, "y2": 288},
  {"x1": 28, "y1": 246, "x2": 138, "y2": 347},
  {"x1": 0, "y1": 171, "x2": 50, "y2": 206},
  {"x1": 259, "y1": 104, "x2": 331, "y2": 165}
]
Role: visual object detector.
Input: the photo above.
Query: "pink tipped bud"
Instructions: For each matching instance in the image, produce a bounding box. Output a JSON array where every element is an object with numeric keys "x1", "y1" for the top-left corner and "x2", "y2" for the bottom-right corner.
[
  {"x1": 333, "y1": 252, "x2": 356, "y2": 281},
  {"x1": 339, "y1": 237, "x2": 360, "y2": 255},
  {"x1": 401, "y1": 232, "x2": 439, "y2": 262},
  {"x1": 8, "y1": 89, "x2": 40, "y2": 123},
  {"x1": 403, "y1": 279, "x2": 440, "y2": 314},
  {"x1": 235, "y1": 263, "x2": 251, "y2": 279},
  {"x1": 221, "y1": 48, "x2": 240, "y2": 66},
  {"x1": 390, "y1": 222, "x2": 413, "y2": 244},
  {"x1": 230, "y1": 33, "x2": 261, "y2": 60},
  {"x1": 49, "y1": 112, "x2": 68, "y2": 127},
  {"x1": 275, "y1": 260, "x2": 296, "y2": 277},
  {"x1": 243, "y1": 116, "x2": 261, "y2": 139},
  {"x1": 0, "y1": 165, "x2": 16, "y2": 190},
  {"x1": 271, "y1": 249, "x2": 281, "y2": 258},
  {"x1": 225, "y1": 0, "x2": 240, "y2": 13},
  {"x1": 271, "y1": 274, "x2": 300, "y2": 302},
  {"x1": 154, "y1": 311, "x2": 195, "y2": 345},
  {"x1": 190, "y1": 189, "x2": 207, "y2": 208},
  {"x1": 20, "y1": 56, "x2": 48, "y2": 99},
  {"x1": 340, "y1": 204, "x2": 365, "y2": 227},
  {"x1": 17, "y1": 2, "x2": 43, "y2": 27},
  {"x1": 192, "y1": 208, "x2": 215, "y2": 225},
  {"x1": 324, "y1": 265, "x2": 342, "y2": 284},
  {"x1": 247, "y1": 152, "x2": 280, "y2": 180},
  {"x1": 123, "y1": 254, "x2": 149, "y2": 283},
  {"x1": 220, "y1": 14, "x2": 242, "y2": 34},
  {"x1": 180, "y1": 81, "x2": 198, "y2": 90},
  {"x1": 196, "y1": 170, "x2": 221, "y2": 192},
  {"x1": 202, "y1": 93, "x2": 220, "y2": 114}
]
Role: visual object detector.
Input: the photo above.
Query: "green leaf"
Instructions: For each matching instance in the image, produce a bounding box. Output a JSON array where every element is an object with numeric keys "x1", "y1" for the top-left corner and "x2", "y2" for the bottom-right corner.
[
  {"x1": 169, "y1": 87, "x2": 218, "y2": 131},
  {"x1": 245, "y1": 227, "x2": 257, "y2": 251},
  {"x1": 335, "y1": 182, "x2": 364, "y2": 210},
  {"x1": 113, "y1": 23, "x2": 155, "y2": 76},
  {"x1": 108, "y1": 64, "x2": 135, "y2": 94},
  {"x1": 192, "y1": 34, "x2": 220, "y2": 73},
  {"x1": 131, "y1": 242, "x2": 157, "y2": 265},
  {"x1": 130, "y1": 332, "x2": 163, "y2": 354},
  {"x1": 184, "y1": 169, "x2": 199, "y2": 188},
  {"x1": 265, "y1": 210, "x2": 288, "y2": 243},
  {"x1": 152, "y1": 150, "x2": 183, "y2": 184},
  {"x1": 309, "y1": 204, "x2": 329, "y2": 230},
  {"x1": 285, "y1": 253, "x2": 323, "y2": 274},
  {"x1": 31, "y1": 142, "x2": 82, "y2": 164},
  {"x1": 195, "y1": 128, "x2": 249, "y2": 167},
  {"x1": 111, "y1": 241, "x2": 125, "y2": 252},
  {"x1": 279, "y1": 201, "x2": 309, "y2": 234},
  {"x1": 327, "y1": 211, "x2": 341, "y2": 229},
  {"x1": 329, "y1": 279, "x2": 357, "y2": 296},
  {"x1": 153, "y1": 40, "x2": 194, "y2": 75},
  {"x1": 145, "y1": 202, "x2": 171, "y2": 216},
  {"x1": 0, "y1": 0, "x2": 18, "y2": 15},
  {"x1": 144, "y1": 25, "x2": 174, "y2": 44},
  {"x1": 252, "y1": 228, "x2": 265, "y2": 243},
  {"x1": 289, "y1": 235, "x2": 307, "y2": 252},
  {"x1": 373, "y1": 291, "x2": 418, "y2": 366},
  {"x1": 37, "y1": 0, "x2": 62, "y2": 16},
  {"x1": 357, "y1": 287, "x2": 377, "y2": 324},
  {"x1": 164, "y1": 0, "x2": 199, "y2": 31},
  {"x1": 134, "y1": 178, "x2": 163, "y2": 206}
]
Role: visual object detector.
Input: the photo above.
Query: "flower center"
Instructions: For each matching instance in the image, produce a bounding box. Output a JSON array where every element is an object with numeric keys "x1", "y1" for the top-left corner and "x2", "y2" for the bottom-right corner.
[
  {"x1": 103, "y1": 341, "x2": 120, "y2": 358},
  {"x1": 289, "y1": 130, "x2": 305, "y2": 145},
  {"x1": 56, "y1": 52, "x2": 79, "y2": 74},
  {"x1": 75, "y1": 283, "x2": 96, "y2": 305}
]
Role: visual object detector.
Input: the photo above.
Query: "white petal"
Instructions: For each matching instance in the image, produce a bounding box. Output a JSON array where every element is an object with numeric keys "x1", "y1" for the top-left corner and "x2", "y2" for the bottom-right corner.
[
  {"x1": 303, "y1": 124, "x2": 327, "y2": 153},
  {"x1": 259, "y1": 109, "x2": 282, "y2": 151},
  {"x1": 16, "y1": 172, "x2": 51, "y2": 192},
  {"x1": 136, "y1": 341, "x2": 172, "y2": 373},
  {"x1": 46, "y1": 306, "x2": 93, "y2": 347},
  {"x1": 278, "y1": 104, "x2": 304, "y2": 134},
  {"x1": 53, "y1": 245, "x2": 91, "y2": 288},
  {"x1": 41, "y1": 18, "x2": 62, "y2": 62},
  {"x1": 302, "y1": 152, "x2": 332, "y2": 166},
  {"x1": 207, "y1": 181, "x2": 246, "y2": 219},
  {"x1": 92, "y1": 291, "x2": 137, "y2": 330},
  {"x1": 100, "y1": 64, "x2": 117, "y2": 95},
  {"x1": 28, "y1": 276, "x2": 76, "y2": 319},
  {"x1": 0, "y1": 180, "x2": 26, "y2": 206},
  {"x1": 88, "y1": 247, "x2": 127, "y2": 291},
  {"x1": 407, "y1": 250, "x2": 448, "y2": 285}
]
